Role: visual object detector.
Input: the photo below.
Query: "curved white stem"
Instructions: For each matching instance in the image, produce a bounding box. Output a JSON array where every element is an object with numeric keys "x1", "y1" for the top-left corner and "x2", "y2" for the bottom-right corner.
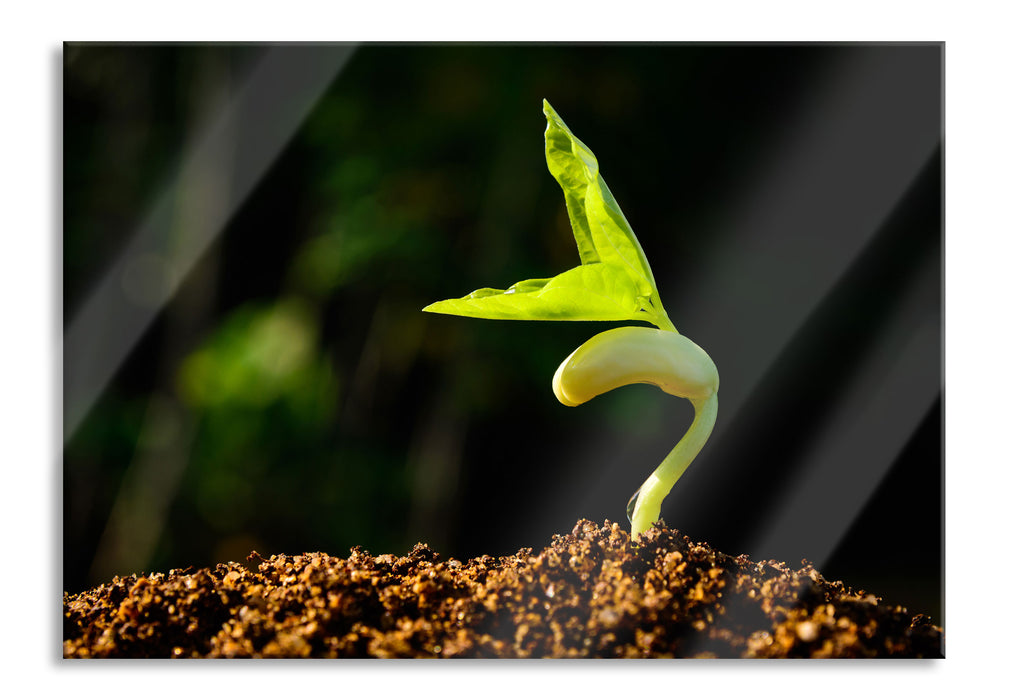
[
  {"x1": 552, "y1": 326, "x2": 719, "y2": 538},
  {"x1": 627, "y1": 394, "x2": 717, "y2": 537}
]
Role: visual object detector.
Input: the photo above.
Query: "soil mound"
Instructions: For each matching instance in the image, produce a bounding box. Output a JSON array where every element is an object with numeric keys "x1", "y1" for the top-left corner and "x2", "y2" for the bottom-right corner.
[{"x1": 63, "y1": 520, "x2": 943, "y2": 658}]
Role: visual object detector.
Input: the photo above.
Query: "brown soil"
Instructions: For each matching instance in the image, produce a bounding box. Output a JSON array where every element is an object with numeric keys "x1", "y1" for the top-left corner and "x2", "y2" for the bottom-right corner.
[{"x1": 63, "y1": 520, "x2": 943, "y2": 658}]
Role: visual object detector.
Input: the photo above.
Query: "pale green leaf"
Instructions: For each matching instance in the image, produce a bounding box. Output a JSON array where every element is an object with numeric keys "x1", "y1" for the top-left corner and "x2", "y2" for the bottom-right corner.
[
  {"x1": 423, "y1": 263, "x2": 655, "y2": 323},
  {"x1": 543, "y1": 102, "x2": 598, "y2": 266},
  {"x1": 424, "y1": 100, "x2": 676, "y2": 332},
  {"x1": 543, "y1": 99, "x2": 659, "y2": 293}
]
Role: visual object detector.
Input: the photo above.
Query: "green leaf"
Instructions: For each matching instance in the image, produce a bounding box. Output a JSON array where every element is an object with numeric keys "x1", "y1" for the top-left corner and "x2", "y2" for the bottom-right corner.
[
  {"x1": 543, "y1": 100, "x2": 659, "y2": 293},
  {"x1": 543, "y1": 103, "x2": 598, "y2": 267},
  {"x1": 425, "y1": 100, "x2": 675, "y2": 332},
  {"x1": 422, "y1": 263, "x2": 655, "y2": 323}
]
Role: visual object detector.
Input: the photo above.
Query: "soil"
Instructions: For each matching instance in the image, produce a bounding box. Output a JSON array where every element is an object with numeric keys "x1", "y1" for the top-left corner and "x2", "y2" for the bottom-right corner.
[{"x1": 63, "y1": 520, "x2": 943, "y2": 658}]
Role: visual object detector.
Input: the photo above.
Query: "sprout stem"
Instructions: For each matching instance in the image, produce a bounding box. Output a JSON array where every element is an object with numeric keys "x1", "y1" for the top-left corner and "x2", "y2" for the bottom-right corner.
[{"x1": 629, "y1": 393, "x2": 718, "y2": 538}]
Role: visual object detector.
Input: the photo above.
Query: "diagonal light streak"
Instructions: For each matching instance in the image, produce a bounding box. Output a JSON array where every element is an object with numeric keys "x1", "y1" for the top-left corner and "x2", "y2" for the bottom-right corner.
[
  {"x1": 63, "y1": 44, "x2": 357, "y2": 443},
  {"x1": 754, "y1": 313, "x2": 940, "y2": 567},
  {"x1": 739, "y1": 213, "x2": 941, "y2": 567},
  {"x1": 668, "y1": 48, "x2": 940, "y2": 435}
]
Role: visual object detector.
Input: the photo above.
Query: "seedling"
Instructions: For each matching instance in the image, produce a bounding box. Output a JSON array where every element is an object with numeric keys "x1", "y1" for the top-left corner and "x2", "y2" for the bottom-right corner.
[{"x1": 424, "y1": 100, "x2": 719, "y2": 538}]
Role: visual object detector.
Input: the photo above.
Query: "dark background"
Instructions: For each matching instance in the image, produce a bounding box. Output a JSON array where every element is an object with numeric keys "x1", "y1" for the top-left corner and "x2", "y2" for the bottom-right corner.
[{"x1": 63, "y1": 43, "x2": 942, "y2": 624}]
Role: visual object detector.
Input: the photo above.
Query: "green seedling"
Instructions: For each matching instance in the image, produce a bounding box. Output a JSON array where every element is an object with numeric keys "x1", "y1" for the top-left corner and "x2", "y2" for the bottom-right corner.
[{"x1": 424, "y1": 100, "x2": 719, "y2": 538}]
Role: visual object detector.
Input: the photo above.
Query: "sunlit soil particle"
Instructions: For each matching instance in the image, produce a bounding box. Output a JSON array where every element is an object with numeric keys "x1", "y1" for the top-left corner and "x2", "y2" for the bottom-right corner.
[{"x1": 64, "y1": 520, "x2": 943, "y2": 658}]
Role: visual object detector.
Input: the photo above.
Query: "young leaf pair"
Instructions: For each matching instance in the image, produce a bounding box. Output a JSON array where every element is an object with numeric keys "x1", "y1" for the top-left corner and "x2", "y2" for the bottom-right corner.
[{"x1": 424, "y1": 100, "x2": 719, "y2": 539}]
